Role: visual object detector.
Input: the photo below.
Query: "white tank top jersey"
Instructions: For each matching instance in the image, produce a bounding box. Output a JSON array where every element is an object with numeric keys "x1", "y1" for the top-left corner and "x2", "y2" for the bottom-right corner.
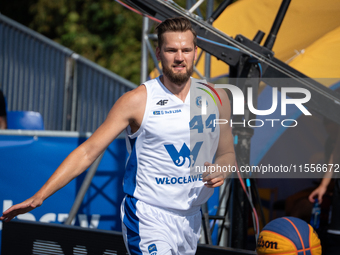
[{"x1": 124, "y1": 76, "x2": 220, "y2": 212}]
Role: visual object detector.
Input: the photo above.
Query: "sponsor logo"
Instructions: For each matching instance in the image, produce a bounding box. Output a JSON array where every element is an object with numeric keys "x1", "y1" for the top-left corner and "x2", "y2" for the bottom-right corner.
[
  {"x1": 156, "y1": 99, "x2": 168, "y2": 106},
  {"x1": 153, "y1": 109, "x2": 181, "y2": 115},
  {"x1": 164, "y1": 109, "x2": 181, "y2": 114},
  {"x1": 148, "y1": 243, "x2": 157, "y2": 255},
  {"x1": 257, "y1": 235, "x2": 278, "y2": 249}
]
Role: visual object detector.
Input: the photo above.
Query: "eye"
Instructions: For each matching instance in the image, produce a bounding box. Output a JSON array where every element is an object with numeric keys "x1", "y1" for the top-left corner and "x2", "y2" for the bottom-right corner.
[{"x1": 165, "y1": 49, "x2": 176, "y2": 53}]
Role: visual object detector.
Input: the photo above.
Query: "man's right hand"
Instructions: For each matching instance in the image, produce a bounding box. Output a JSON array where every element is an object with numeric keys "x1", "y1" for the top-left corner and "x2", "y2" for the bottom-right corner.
[{"x1": 0, "y1": 197, "x2": 42, "y2": 222}]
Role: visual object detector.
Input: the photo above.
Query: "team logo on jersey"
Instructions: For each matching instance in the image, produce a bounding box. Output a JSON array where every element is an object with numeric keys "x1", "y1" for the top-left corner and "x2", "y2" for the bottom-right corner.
[
  {"x1": 196, "y1": 96, "x2": 208, "y2": 108},
  {"x1": 156, "y1": 99, "x2": 168, "y2": 106},
  {"x1": 148, "y1": 244, "x2": 157, "y2": 255},
  {"x1": 164, "y1": 142, "x2": 203, "y2": 167}
]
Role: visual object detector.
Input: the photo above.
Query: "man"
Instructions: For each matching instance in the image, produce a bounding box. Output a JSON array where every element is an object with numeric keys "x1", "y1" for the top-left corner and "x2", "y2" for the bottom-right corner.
[
  {"x1": 309, "y1": 125, "x2": 340, "y2": 255},
  {"x1": 1, "y1": 17, "x2": 235, "y2": 255}
]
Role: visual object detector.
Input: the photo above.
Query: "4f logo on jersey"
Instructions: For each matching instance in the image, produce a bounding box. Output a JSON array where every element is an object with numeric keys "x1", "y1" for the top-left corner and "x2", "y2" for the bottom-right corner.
[{"x1": 156, "y1": 99, "x2": 168, "y2": 106}]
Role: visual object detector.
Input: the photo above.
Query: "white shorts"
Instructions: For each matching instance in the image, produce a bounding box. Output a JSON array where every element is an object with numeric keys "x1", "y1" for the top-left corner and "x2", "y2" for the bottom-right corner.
[{"x1": 121, "y1": 195, "x2": 202, "y2": 255}]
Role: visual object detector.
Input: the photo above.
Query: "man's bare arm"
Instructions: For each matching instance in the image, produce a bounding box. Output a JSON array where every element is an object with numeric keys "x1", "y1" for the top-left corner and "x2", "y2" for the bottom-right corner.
[
  {"x1": 309, "y1": 126, "x2": 340, "y2": 204},
  {"x1": 203, "y1": 87, "x2": 235, "y2": 188},
  {"x1": 0, "y1": 85, "x2": 146, "y2": 221}
]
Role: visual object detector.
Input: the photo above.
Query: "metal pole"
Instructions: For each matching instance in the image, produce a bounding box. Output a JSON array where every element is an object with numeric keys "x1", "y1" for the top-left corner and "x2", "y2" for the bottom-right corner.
[
  {"x1": 145, "y1": 39, "x2": 162, "y2": 75},
  {"x1": 62, "y1": 57, "x2": 73, "y2": 131},
  {"x1": 71, "y1": 54, "x2": 79, "y2": 131},
  {"x1": 230, "y1": 127, "x2": 253, "y2": 248},
  {"x1": 204, "y1": 0, "x2": 214, "y2": 81},
  {"x1": 188, "y1": 0, "x2": 205, "y2": 13},
  {"x1": 264, "y1": 0, "x2": 291, "y2": 50},
  {"x1": 201, "y1": 202, "x2": 213, "y2": 244},
  {"x1": 208, "y1": 0, "x2": 232, "y2": 24},
  {"x1": 64, "y1": 152, "x2": 105, "y2": 225},
  {"x1": 140, "y1": 17, "x2": 149, "y2": 84}
]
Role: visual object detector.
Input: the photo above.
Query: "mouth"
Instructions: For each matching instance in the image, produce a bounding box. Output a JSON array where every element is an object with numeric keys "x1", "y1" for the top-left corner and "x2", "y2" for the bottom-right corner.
[{"x1": 172, "y1": 64, "x2": 186, "y2": 71}]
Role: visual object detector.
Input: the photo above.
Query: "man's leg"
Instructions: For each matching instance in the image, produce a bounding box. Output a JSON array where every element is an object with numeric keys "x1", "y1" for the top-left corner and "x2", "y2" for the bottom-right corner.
[{"x1": 121, "y1": 196, "x2": 174, "y2": 255}]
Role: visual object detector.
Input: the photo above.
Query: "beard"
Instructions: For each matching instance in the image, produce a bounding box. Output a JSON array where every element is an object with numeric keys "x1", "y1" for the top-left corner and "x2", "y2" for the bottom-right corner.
[{"x1": 162, "y1": 61, "x2": 194, "y2": 85}]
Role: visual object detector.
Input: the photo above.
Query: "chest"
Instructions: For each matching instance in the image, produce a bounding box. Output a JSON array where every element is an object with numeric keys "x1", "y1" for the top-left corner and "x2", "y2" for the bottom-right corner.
[{"x1": 144, "y1": 97, "x2": 190, "y2": 141}]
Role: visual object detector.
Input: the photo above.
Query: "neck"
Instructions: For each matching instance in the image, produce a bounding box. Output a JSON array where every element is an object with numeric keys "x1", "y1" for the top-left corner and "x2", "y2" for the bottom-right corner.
[{"x1": 160, "y1": 75, "x2": 191, "y2": 102}]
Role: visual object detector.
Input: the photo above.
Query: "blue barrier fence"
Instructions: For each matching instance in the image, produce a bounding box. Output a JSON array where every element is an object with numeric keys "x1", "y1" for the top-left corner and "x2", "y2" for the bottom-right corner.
[
  {"x1": 0, "y1": 130, "x2": 128, "y2": 252},
  {"x1": 0, "y1": 14, "x2": 137, "y2": 132}
]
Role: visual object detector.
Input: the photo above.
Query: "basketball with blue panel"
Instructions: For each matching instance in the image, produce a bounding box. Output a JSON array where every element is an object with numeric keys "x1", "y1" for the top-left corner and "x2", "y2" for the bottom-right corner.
[{"x1": 256, "y1": 217, "x2": 321, "y2": 255}]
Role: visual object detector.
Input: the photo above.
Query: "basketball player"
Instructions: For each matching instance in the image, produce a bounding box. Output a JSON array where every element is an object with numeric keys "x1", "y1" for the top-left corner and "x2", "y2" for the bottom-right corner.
[{"x1": 1, "y1": 17, "x2": 235, "y2": 255}]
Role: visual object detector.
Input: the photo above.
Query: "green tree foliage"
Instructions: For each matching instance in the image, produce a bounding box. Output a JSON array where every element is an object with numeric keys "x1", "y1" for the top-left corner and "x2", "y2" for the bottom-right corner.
[
  {"x1": 27, "y1": 0, "x2": 143, "y2": 84},
  {"x1": 2, "y1": 0, "x2": 229, "y2": 84}
]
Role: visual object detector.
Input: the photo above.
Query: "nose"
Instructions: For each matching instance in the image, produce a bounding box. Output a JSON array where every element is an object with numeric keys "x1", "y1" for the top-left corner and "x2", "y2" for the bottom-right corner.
[{"x1": 174, "y1": 50, "x2": 184, "y2": 62}]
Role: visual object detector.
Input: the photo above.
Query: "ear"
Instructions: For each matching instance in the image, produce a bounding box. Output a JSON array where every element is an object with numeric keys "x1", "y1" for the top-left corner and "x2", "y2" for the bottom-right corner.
[
  {"x1": 156, "y1": 47, "x2": 161, "y2": 61},
  {"x1": 194, "y1": 46, "x2": 198, "y2": 61}
]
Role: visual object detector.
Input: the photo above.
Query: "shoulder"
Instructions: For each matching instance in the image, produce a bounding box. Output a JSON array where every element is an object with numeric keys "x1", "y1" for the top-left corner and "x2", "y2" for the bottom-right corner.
[
  {"x1": 118, "y1": 84, "x2": 147, "y2": 107},
  {"x1": 207, "y1": 82, "x2": 230, "y2": 104},
  {"x1": 106, "y1": 84, "x2": 147, "y2": 124},
  {"x1": 191, "y1": 78, "x2": 230, "y2": 108},
  {"x1": 207, "y1": 82, "x2": 231, "y2": 119},
  {"x1": 123, "y1": 77, "x2": 161, "y2": 104},
  {"x1": 207, "y1": 82, "x2": 228, "y2": 96},
  {"x1": 126, "y1": 83, "x2": 147, "y2": 99}
]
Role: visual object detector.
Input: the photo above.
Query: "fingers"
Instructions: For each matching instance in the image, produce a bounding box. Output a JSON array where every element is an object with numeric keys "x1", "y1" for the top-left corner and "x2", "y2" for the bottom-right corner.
[
  {"x1": 202, "y1": 170, "x2": 224, "y2": 182},
  {"x1": 1, "y1": 205, "x2": 22, "y2": 222},
  {"x1": 2, "y1": 210, "x2": 23, "y2": 222},
  {"x1": 1, "y1": 200, "x2": 38, "y2": 222},
  {"x1": 308, "y1": 191, "x2": 316, "y2": 203},
  {"x1": 202, "y1": 172, "x2": 210, "y2": 178},
  {"x1": 202, "y1": 162, "x2": 229, "y2": 188},
  {"x1": 202, "y1": 162, "x2": 217, "y2": 180},
  {"x1": 308, "y1": 189, "x2": 324, "y2": 204},
  {"x1": 1, "y1": 214, "x2": 15, "y2": 222},
  {"x1": 202, "y1": 162, "x2": 226, "y2": 183},
  {"x1": 1, "y1": 210, "x2": 15, "y2": 222},
  {"x1": 204, "y1": 178, "x2": 224, "y2": 188},
  {"x1": 202, "y1": 162, "x2": 213, "y2": 178}
]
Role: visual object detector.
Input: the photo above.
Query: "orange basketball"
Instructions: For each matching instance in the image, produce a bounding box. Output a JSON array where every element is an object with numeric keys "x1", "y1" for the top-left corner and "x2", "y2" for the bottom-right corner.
[{"x1": 256, "y1": 217, "x2": 321, "y2": 255}]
